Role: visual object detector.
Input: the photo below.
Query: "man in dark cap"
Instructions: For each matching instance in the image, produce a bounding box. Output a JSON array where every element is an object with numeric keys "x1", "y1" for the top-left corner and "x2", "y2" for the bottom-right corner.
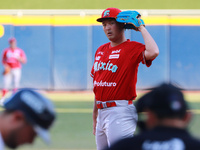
[
  {"x1": 0, "y1": 89, "x2": 56, "y2": 149},
  {"x1": 106, "y1": 83, "x2": 200, "y2": 150}
]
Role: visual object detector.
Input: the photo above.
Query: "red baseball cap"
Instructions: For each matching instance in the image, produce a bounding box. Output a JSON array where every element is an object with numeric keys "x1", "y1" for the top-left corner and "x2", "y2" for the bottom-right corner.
[
  {"x1": 8, "y1": 37, "x2": 16, "y2": 43},
  {"x1": 97, "y1": 8, "x2": 122, "y2": 22}
]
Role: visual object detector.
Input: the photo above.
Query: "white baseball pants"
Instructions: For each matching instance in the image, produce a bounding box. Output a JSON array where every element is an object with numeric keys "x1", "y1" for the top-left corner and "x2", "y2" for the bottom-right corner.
[
  {"x1": 3, "y1": 68, "x2": 21, "y2": 90},
  {"x1": 95, "y1": 100, "x2": 138, "y2": 150}
]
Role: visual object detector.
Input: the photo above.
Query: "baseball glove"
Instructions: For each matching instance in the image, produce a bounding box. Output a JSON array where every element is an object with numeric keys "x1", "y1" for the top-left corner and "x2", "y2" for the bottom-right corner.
[
  {"x1": 2, "y1": 65, "x2": 10, "y2": 75},
  {"x1": 116, "y1": 10, "x2": 145, "y2": 31}
]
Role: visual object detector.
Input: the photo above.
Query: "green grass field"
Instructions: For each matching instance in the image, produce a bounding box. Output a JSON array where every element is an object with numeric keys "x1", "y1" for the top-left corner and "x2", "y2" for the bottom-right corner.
[
  {"x1": 7, "y1": 91, "x2": 200, "y2": 150},
  {"x1": 0, "y1": 0, "x2": 200, "y2": 9}
]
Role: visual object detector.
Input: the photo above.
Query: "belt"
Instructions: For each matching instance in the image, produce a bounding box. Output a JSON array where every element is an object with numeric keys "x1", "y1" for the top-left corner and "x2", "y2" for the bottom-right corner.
[{"x1": 96, "y1": 100, "x2": 133, "y2": 109}]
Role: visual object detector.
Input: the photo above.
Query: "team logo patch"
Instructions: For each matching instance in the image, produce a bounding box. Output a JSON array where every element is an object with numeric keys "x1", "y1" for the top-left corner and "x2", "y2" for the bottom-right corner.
[
  {"x1": 109, "y1": 54, "x2": 120, "y2": 59},
  {"x1": 103, "y1": 10, "x2": 110, "y2": 17}
]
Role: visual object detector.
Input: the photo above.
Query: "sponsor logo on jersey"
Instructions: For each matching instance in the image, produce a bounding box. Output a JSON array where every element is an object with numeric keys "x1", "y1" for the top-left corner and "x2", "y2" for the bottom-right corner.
[
  {"x1": 109, "y1": 54, "x2": 119, "y2": 59},
  {"x1": 111, "y1": 49, "x2": 121, "y2": 54},
  {"x1": 94, "y1": 80, "x2": 117, "y2": 87},
  {"x1": 94, "y1": 61, "x2": 118, "y2": 73}
]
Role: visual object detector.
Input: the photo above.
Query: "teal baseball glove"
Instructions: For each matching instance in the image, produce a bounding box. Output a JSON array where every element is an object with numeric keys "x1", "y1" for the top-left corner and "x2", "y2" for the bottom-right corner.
[{"x1": 116, "y1": 10, "x2": 145, "y2": 31}]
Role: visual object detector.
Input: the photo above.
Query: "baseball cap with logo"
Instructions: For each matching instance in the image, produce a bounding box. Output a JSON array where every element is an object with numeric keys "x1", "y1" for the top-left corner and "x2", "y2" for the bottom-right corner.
[
  {"x1": 136, "y1": 83, "x2": 188, "y2": 119},
  {"x1": 3, "y1": 89, "x2": 56, "y2": 144},
  {"x1": 97, "y1": 8, "x2": 122, "y2": 22}
]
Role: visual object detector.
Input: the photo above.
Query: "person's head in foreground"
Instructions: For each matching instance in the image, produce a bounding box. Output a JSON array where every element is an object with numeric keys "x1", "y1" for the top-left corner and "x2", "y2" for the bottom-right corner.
[
  {"x1": 97, "y1": 8, "x2": 125, "y2": 43},
  {"x1": 0, "y1": 89, "x2": 56, "y2": 149},
  {"x1": 136, "y1": 83, "x2": 191, "y2": 131},
  {"x1": 106, "y1": 83, "x2": 199, "y2": 150}
]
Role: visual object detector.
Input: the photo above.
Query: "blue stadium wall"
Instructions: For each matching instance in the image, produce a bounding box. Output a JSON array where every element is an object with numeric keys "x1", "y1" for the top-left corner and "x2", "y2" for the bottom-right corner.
[{"x1": 0, "y1": 15, "x2": 200, "y2": 90}]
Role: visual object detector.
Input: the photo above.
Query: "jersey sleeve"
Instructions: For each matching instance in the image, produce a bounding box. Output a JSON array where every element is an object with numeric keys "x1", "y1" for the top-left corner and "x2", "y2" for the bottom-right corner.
[
  {"x1": 20, "y1": 49, "x2": 27, "y2": 63},
  {"x1": 131, "y1": 42, "x2": 153, "y2": 67},
  {"x1": 140, "y1": 51, "x2": 153, "y2": 67}
]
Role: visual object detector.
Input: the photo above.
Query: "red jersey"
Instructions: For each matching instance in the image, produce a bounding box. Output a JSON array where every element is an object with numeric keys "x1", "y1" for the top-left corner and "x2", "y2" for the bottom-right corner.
[
  {"x1": 2, "y1": 47, "x2": 26, "y2": 69},
  {"x1": 91, "y1": 40, "x2": 152, "y2": 101}
]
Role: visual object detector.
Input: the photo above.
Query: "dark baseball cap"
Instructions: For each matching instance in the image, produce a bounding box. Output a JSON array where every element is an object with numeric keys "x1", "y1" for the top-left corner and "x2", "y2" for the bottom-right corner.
[
  {"x1": 97, "y1": 8, "x2": 122, "y2": 22},
  {"x1": 136, "y1": 83, "x2": 188, "y2": 119},
  {"x1": 3, "y1": 89, "x2": 56, "y2": 144}
]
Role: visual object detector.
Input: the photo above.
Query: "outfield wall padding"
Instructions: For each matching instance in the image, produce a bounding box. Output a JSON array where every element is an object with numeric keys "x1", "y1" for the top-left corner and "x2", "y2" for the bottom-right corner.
[{"x1": 0, "y1": 15, "x2": 199, "y2": 90}]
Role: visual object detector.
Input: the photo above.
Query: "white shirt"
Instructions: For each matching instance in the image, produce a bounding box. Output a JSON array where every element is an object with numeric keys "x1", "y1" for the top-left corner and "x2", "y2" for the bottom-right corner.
[{"x1": 0, "y1": 132, "x2": 4, "y2": 150}]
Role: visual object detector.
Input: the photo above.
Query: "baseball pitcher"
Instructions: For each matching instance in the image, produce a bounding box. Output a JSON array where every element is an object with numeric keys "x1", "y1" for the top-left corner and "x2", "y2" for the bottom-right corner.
[{"x1": 91, "y1": 8, "x2": 159, "y2": 150}]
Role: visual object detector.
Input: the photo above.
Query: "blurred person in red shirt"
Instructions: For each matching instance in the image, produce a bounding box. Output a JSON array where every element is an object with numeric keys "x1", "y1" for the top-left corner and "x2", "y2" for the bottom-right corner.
[{"x1": 1, "y1": 37, "x2": 27, "y2": 99}]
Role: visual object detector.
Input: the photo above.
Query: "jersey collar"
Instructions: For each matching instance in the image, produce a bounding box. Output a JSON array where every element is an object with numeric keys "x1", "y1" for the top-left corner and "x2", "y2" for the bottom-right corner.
[{"x1": 109, "y1": 39, "x2": 130, "y2": 49}]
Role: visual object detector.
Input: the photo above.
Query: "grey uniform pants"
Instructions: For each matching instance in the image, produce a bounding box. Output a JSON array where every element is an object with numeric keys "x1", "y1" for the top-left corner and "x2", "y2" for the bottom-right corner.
[{"x1": 95, "y1": 100, "x2": 138, "y2": 150}]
